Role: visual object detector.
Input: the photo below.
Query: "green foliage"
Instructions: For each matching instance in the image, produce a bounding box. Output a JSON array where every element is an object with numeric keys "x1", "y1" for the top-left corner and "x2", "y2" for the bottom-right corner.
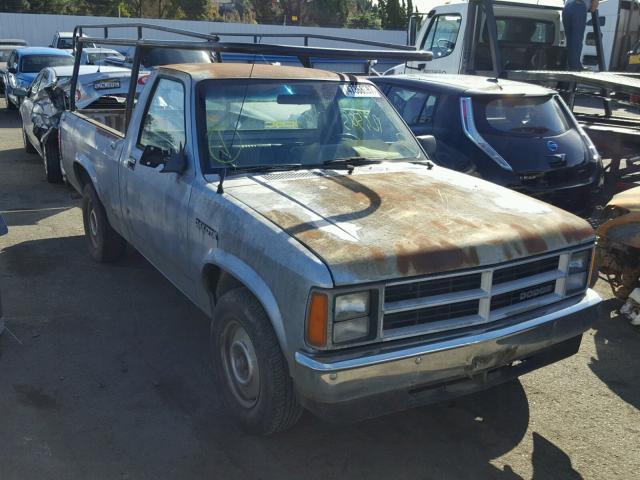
[{"x1": 0, "y1": 0, "x2": 406, "y2": 30}]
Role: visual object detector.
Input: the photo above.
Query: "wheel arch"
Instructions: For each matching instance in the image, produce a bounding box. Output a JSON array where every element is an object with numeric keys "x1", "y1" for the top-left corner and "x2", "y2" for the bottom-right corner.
[
  {"x1": 202, "y1": 251, "x2": 289, "y2": 353},
  {"x1": 72, "y1": 157, "x2": 99, "y2": 195}
]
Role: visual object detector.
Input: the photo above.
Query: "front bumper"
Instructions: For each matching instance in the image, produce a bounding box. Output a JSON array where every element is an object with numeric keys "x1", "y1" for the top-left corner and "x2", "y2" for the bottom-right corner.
[{"x1": 293, "y1": 289, "x2": 600, "y2": 417}]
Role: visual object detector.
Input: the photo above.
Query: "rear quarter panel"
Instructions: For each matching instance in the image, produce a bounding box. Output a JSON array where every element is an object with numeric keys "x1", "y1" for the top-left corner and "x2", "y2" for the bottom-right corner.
[{"x1": 60, "y1": 110, "x2": 127, "y2": 235}]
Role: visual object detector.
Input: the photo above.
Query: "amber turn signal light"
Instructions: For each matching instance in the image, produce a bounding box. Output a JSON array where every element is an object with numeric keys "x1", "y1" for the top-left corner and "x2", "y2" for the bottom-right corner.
[{"x1": 306, "y1": 292, "x2": 328, "y2": 347}]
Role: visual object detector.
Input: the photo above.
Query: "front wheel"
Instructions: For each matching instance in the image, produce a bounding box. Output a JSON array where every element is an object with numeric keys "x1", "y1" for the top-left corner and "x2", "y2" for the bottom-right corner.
[
  {"x1": 211, "y1": 288, "x2": 302, "y2": 435},
  {"x1": 82, "y1": 183, "x2": 126, "y2": 262},
  {"x1": 43, "y1": 141, "x2": 62, "y2": 183}
]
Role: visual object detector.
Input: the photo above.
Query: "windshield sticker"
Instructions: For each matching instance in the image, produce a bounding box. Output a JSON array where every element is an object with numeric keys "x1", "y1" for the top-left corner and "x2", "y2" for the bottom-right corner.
[
  {"x1": 264, "y1": 120, "x2": 299, "y2": 129},
  {"x1": 340, "y1": 84, "x2": 380, "y2": 98}
]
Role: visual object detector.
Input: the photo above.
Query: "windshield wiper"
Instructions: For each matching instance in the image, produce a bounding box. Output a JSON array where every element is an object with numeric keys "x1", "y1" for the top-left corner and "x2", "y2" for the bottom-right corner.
[
  {"x1": 227, "y1": 163, "x2": 305, "y2": 174},
  {"x1": 322, "y1": 157, "x2": 382, "y2": 173}
]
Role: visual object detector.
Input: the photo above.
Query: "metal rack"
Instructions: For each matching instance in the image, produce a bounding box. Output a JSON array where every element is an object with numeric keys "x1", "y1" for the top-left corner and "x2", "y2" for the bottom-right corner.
[{"x1": 69, "y1": 22, "x2": 432, "y2": 129}]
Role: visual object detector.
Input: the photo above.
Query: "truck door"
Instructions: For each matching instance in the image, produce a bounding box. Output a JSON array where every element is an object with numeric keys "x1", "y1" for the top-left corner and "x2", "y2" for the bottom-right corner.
[
  {"x1": 120, "y1": 76, "x2": 194, "y2": 293},
  {"x1": 409, "y1": 5, "x2": 467, "y2": 74}
]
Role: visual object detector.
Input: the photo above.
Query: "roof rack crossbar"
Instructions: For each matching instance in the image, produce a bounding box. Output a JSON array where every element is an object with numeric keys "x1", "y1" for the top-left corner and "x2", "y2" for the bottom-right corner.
[{"x1": 71, "y1": 22, "x2": 425, "y2": 55}]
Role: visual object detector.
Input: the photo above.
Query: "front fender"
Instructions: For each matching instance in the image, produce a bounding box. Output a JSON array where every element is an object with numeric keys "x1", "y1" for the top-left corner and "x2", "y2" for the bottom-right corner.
[{"x1": 203, "y1": 248, "x2": 289, "y2": 352}]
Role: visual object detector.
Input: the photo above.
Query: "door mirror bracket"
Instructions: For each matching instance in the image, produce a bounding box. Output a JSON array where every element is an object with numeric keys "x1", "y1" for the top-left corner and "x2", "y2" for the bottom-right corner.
[{"x1": 160, "y1": 146, "x2": 187, "y2": 174}]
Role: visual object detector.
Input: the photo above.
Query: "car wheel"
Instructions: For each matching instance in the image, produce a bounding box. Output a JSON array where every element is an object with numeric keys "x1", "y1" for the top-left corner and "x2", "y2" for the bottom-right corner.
[
  {"x1": 81, "y1": 183, "x2": 126, "y2": 263},
  {"x1": 22, "y1": 126, "x2": 36, "y2": 154},
  {"x1": 5, "y1": 90, "x2": 15, "y2": 111},
  {"x1": 211, "y1": 288, "x2": 303, "y2": 435},
  {"x1": 43, "y1": 141, "x2": 63, "y2": 183}
]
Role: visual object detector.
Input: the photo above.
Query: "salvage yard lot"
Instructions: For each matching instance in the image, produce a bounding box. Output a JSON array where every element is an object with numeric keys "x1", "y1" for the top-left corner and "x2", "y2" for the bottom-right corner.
[{"x1": 0, "y1": 100, "x2": 638, "y2": 480}]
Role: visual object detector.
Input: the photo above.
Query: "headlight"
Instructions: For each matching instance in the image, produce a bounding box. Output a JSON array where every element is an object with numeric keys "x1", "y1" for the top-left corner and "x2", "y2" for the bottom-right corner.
[
  {"x1": 566, "y1": 249, "x2": 591, "y2": 294},
  {"x1": 333, "y1": 317, "x2": 370, "y2": 344},
  {"x1": 335, "y1": 292, "x2": 369, "y2": 321},
  {"x1": 333, "y1": 291, "x2": 372, "y2": 344},
  {"x1": 306, "y1": 290, "x2": 376, "y2": 348}
]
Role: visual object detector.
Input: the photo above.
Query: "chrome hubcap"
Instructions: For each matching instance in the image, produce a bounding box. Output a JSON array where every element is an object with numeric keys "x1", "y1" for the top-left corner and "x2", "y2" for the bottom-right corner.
[
  {"x1": 221, "y1": 321, "x2": 259, "y2": 408},
  {"x1": 88, "y1": 207, "x2": 99, "y2": 247}
]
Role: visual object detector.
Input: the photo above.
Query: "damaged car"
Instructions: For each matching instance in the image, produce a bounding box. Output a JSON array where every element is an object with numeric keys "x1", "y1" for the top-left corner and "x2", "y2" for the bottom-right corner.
[
  {"x1": 19, "y1": 65, "x2": 138, "y2": 182},
  {"x1": 591, "y1": 186, "x2": 640, "y2": 325},
  {"x1": 370, "y1": 74, "x2": 605, "y2": 211}
]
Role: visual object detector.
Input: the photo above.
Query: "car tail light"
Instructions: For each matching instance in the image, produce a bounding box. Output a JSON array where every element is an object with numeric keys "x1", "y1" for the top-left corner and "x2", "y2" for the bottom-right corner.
[
  {"x1": 138, "y1": 74, "x2": 150, "y2": 86},
  {"x1": 459, "y1": 97, "x2": 513, "y2": 171},
  {"x1": 75, "y1": 89, "x2": 81, "y2": 102}
]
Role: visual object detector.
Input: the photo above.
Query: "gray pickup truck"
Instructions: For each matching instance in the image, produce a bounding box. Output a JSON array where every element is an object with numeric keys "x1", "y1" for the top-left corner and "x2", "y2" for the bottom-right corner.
[{"x1": 60, "y1": 62, "x2": 601, "y2": 435}]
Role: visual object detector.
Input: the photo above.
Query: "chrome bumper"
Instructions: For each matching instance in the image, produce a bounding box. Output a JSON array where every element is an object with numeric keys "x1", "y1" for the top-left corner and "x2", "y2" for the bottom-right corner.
[{"x1": 293, "y1": 289, "x2": 601, "y2": 406}]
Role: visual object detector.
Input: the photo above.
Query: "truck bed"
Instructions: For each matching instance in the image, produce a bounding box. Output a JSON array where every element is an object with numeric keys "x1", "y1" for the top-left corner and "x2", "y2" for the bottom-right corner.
[{"x1": 75, "y1": 108, "x2": 127, "y2": 136}]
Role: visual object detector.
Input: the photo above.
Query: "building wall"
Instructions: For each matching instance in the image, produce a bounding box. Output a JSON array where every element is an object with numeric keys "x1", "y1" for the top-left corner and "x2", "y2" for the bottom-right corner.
[{"x1": 0, "y1": 12, "x2": 406, "y2": 50}]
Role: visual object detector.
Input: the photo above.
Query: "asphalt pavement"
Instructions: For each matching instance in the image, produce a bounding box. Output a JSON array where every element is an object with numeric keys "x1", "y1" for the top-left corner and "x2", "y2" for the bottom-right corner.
[{"x1": 0, "y1": 101, "x2": 639, "y2": 480}]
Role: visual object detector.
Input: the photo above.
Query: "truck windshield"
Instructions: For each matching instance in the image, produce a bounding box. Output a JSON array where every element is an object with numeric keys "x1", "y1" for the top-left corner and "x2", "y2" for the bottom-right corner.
[
  {"x1": 21, "y1": 55, "x2": 74, "y2": 73},
  {"x1": 473, "y1": 95, "x2": 570, "y2": 137},
  {"x1": 199, "y1": 80, "x2": 426, "y2": 171}
]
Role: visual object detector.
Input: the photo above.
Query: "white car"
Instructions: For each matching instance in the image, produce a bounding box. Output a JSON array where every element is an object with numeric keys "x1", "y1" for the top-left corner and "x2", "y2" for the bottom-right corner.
[
  {"x1": 50, "y1": 31, "x2": 96, "y2": 52},
  {"x1": 79, "y1": 48, "x2": 125, "y2": 66}
]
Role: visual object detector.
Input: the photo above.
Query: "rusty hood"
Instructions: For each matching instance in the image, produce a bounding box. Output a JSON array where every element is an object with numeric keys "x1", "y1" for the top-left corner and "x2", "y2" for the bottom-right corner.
[
  {"x1": 225, "y1": 164, "x2": 594, "y2": 285},
  {"x1": 607, "y1": 186, "x2": 640, "y2": 214}
]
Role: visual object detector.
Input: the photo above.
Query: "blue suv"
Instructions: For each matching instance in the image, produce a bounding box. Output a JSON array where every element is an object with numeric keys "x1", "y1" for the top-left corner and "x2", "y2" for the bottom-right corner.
[{"x1": 3, "y1": 47, "x2": 73, "y2": 110}]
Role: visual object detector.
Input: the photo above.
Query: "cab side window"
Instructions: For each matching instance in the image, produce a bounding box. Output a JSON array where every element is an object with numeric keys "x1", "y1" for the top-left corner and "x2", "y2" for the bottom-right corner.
[
  {"x1": 139, "y1": 78, "x2": 186, "y2": 153},
  {"x1": 421, "y1": 14, "x2": 462, "y2": 59},
  {"x1": 387, "y1": 86, "x2": 438, "y2": 127}
]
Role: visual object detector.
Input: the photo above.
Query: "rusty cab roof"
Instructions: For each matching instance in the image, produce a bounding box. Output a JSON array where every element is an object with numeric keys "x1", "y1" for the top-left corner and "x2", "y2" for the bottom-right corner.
[{"x1": 159, "y1": 63, "x2": 367, "y2": 83}]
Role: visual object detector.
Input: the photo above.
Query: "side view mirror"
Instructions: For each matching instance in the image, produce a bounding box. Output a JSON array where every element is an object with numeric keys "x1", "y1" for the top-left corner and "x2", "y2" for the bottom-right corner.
[
  {"x1": 161, "y1": 147, "x2": 188, "y2": 174},
  {"x1": 417, "y1": 135, "x2": 437, "y2": 156},
  {"x1": 7, "y1": 67, "x2": 16, "y2": 74},
  {"x1": 139, "y1": 145, "x2": 187, "y2": 174}
]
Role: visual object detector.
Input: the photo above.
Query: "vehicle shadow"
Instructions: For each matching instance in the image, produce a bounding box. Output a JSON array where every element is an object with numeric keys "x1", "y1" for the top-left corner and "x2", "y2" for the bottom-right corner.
[
  {"x1": 0, "y1": 235, "x2": 581, "y2": 480},
  {"x1": 0, "y1": 144, "x2": 79, "y2": 226},
  {"x1": 588, "y1": 296, "x2": 640, "y2": 410}
]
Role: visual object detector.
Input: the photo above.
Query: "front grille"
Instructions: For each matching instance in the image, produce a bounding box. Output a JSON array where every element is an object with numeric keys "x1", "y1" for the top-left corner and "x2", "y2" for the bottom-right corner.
[
  {"x1": 384, "y1": 300, "x2": 480, "y2": 330},
  {"x1": 490, "y1": 281, "x2": 556, "y2": 311},
  {"x1": 382, "y1": 252, "x2": 570, "y2": 336},
  {"x1": 385, "y1": 274, "x2": 481, "y2": 303},
  {"x1": 493, "y1": 257, "x2": 558, "y2": 284}
]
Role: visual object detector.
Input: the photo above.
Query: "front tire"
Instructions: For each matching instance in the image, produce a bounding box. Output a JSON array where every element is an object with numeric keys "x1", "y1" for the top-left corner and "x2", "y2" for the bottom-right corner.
[
  {"x1": 43, "y1": 141, "x2": 62, "y2": 183},
  {"x1": 82, "y1": 183, "x2": 126, "y2": 262},
  {"x1": 211, "y1": 288, "x2": 302, "y2": 435}
]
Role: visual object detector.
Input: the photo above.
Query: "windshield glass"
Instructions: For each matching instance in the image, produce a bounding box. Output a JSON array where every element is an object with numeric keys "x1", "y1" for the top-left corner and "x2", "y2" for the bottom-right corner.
[
  {"x1": 57, "y1": 38, "x2": 74, "y2": 49},
  {"x1": 21, "y1": 55, "x2": 74, "y2": 73},
  {"x1": 87, "y1": 51, "x2": 124, "y2": 64},
  {"x1": 141, "y1": 48, "x2": 212, "y2": 67},
  {"x1": 473, "y1": 95, "x2": 570, "y2": 137},
  {"x1": 198, "y1": 80, "x2": 425, "y2": 171},
  {"x1": 0, "y1": 48, "x2": 12, "y2": 62}
]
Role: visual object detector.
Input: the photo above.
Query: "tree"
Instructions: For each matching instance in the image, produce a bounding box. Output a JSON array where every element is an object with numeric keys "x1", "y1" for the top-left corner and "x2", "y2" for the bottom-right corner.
[{"x1": 383, "y1": 0, "x2": 404, "y2": 29}]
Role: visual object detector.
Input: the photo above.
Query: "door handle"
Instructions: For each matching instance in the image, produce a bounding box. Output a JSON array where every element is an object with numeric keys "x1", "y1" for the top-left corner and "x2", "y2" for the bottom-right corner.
[
  {"x1": 109, "y1": 141, "x2": 117, "y2": 150},
  {"x1": 126, "y1": 157, "x2": 136, "y2": 171}
]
